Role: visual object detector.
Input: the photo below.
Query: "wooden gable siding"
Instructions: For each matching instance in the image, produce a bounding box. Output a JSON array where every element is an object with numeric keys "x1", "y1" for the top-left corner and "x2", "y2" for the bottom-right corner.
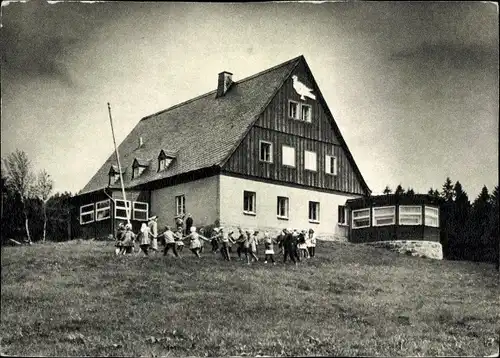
[
  {"x1": 223, "y1": 126, "x2": 365, "y2": 195},
  {"x1": 255, "y1": 60, "x2": 340, "y2": 144}
]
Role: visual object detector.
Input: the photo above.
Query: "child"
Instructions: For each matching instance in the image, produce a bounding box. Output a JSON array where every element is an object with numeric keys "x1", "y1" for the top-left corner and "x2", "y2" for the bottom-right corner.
[
  {"x1": 138, "y1": 223, "x2": 151, "y2": 256},
  {"x1": 162, "y1": 226, "x2": 179, "y2": 258},
  {"x1": 308, "y1": 229, "x2": 316, "y2": 258},
  {"x1": 298, "y1": 229, "x2": 310, "y2": 259},
  {"x1": 121, "y1": 223, "x2": 136, "y2": 255},
  {"x1": 115, "y1": 222, "x2": 125, "y2": 255},
  {"x1": 219, "y1": 227, "x2": 234, "y2": 261},
  {"x1": 183, "y1": 226, "x2": 210, "y2": 258},
  {"x1": 263, "y1": 231, "x2": 276, "y2": 265},
  {"x1": 210, "y1": 228, "x2": 220, "y2": 254},
  {"x1": 248, "y1": 230, "x2": 259, "y2": 263},
  {"x1": 174, "y1": 227, "x2": 184, "y2": 252}
]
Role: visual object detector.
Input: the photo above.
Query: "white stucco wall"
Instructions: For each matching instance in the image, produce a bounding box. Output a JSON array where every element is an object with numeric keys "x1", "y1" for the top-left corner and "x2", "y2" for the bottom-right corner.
[
  {"x1": 150, "y1": 175, "x2": 219, "y2": 231},
  {"x1": 219, "y1": 174, "x2": 361, "y2": 238}
]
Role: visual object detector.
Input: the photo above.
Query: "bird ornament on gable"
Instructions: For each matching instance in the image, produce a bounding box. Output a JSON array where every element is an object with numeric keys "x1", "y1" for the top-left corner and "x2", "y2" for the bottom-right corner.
[{"x1": 292, "y1": 75, "x2": 316, "y2": 101}]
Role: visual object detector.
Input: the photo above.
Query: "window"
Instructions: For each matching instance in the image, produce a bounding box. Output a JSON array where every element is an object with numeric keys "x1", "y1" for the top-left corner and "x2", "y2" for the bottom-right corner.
[
  {"x1": 399, "y1": 205, "x2": 422, "y2": 225},
  {"x1": 259, "y1": 141, "x2": 273, "y2": 163},
  {"x1": 133, "y1": 166, "x2": 146, "y2": 179},
  {"x1": 282, "y1": 146, "x2": 295, "y2": 167},
  {"x1": 96, "y1": 200, "x2": 111, "y2": 221},
  {"x1": 289, "y1": 100, "x2": 299, "y2": 119},
  {"x1": 338, "y1": 205, "x2": 348, "y2": 225},
  {"x1": 304, "y1": 150, "x2": 317, "y2": 171},
  {"x1": 309, "y1": 201, "x2": 320, "y2": 222},
  {"x1": 158, "y1": 158, "x2": 173, "y2": 172},
  {"x1": 373, "y1": 206, "x2": 396, "y2": 227},
  {"x1": 115, "y1": 199, "x2": 131, "y2": 220},
  {"x1": 277, "y1": 197, "x2": 289, "y2": 219},
  {"x1": 80, "y1": 203, "x2": 94, "y2": 225},
  {"x1": 133, "y1": 201, "x2": 149, "y2": 221},
  {"x1": 301, "y1": 104, "x2": 312, "y2": 122},
  {"x1": 425, "y1": 206, "x2": 439, "y2": 227},
  {"x1": 289, "y1": 100, "x2": 313, "y2": 122},
  {"x1": 175, "y1": 195, "x2": 186, "y2": 216},
  {"x1": 352, "y1": 208, "x2": 370, "y2": 229},
  {"x1": 325, "y1": 155, "x2": 338, "y2": 175},
  {"x1": 243, "y1": 191, "x2": 256, "y2": 214}
]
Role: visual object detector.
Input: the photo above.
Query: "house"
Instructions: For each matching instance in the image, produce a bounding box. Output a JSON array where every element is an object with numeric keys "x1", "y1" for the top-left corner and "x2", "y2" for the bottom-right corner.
[{"x1": 71, "y1": 55, "x2": 371, "y2": 240}]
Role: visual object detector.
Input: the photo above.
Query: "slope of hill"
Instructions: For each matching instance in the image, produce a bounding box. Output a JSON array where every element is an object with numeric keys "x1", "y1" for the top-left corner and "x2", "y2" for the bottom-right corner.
[{"x1": 1, "y1": 240, "x2": 498, "y2": 357}]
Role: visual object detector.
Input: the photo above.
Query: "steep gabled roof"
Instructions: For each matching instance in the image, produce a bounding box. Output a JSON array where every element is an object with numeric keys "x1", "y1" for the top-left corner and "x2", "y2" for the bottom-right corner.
[{"x1": 80, "y1": 56, "x2": 302, "y2": 194}]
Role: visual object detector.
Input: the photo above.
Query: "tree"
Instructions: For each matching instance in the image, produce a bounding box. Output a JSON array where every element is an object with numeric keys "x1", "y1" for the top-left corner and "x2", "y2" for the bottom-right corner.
[
  {"x1": 488, "y1": 186, "x2": 499, "y2": 270},
  {"x1": 406, "y1": 188, "x2": 415, "y2": 196},
  {"x1": 4, "y1": 150, "x2": 36, "y2": 243},
  {"x1": 394, "y1": 184, "x2": 405, "y2": 196},
  {"x1": 383, "y1": 185, "x2": 392, "y2": 195},
  {"x1": 35, "y1": 170, "x2": 54, "y2": 242},
  {"x1": 442, "y1": 177, "x2": 454, "y2": 202}
]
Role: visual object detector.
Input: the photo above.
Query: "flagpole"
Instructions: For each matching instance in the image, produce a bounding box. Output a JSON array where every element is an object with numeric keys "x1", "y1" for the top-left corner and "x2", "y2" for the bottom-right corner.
[{"x1": 107, "y1": 102, "x2": 131, "y2": 225}]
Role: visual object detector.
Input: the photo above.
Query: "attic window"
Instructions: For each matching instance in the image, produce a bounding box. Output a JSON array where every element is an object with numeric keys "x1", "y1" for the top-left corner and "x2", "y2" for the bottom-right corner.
[
  {"x1": 157, "y1": 150, "x2": 176, "y2": 172},
  {"x1": 108, "y1": 166, "x2": 124, "y2": 186},
  {"x1": 132, "y1": 159, "x2": 149, "y2": 179}
]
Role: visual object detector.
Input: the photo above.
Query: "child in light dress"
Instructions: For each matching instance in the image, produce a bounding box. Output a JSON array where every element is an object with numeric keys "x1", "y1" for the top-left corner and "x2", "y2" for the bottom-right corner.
[
  {"x1": 183, "y1": 226, "x2": 210, "y2": 258},
  {"x1": 138, "y1": 223, "x2": 151, "y2": 256},
  {"x1": 263, "y1": 231, "x2": 276, "y2": 264}
]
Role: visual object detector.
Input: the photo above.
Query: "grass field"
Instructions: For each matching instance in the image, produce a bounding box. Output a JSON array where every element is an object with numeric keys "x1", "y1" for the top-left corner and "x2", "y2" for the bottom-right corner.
[{"x1": 1, "y1": 240, "x2": 498, "y2": 357}]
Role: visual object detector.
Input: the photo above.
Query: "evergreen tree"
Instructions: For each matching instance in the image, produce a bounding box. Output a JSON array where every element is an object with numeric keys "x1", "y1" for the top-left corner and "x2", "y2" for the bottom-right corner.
[
  {"x1": 489, "y1": 186, "x2": 499, "y2": 270},
  {"x1": 466, "y1": 186, "x2": 492, "y2": 259},
  {"x1": 383, "y1": 185, "x2": 392, "y2": 195},
  {"x1": 406, "y1": 188, "x2": 415, "y2": 196},
  {"x1": 441, "y1": 177, "x2": 454, "y2": 202},
  {"x1": 395, "y1": 184, "x2": 405, "y2": 196}
]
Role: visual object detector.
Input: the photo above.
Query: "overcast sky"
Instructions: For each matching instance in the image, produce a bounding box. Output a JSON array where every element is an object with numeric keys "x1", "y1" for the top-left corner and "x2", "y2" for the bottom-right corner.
[{"x1": 1, "y1": 1, "x2": 498, "y2": 198}]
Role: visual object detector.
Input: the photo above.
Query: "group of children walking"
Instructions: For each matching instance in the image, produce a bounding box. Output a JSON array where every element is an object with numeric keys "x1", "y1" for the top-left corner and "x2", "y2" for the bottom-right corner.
[{"x1": 114, "y1": 217, "x2": 317, "y2": 265}]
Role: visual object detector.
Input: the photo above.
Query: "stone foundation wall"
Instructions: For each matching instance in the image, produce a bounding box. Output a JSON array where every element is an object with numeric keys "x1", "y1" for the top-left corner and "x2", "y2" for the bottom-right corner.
[{"x1": 365, "y1": 240, "x2": 443, "y2": 260}]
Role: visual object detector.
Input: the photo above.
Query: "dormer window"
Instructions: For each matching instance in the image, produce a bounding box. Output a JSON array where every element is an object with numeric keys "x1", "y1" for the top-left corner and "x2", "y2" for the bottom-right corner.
[
  {"x1": 157, "y1": 150, "x2": 176, "y2": 172},
  {"x1": 132, "y1": 159, "x2": 149, "y2": 179},
  {"x1": 108, "y1": 165, "x2": 124, "y2": 186}
]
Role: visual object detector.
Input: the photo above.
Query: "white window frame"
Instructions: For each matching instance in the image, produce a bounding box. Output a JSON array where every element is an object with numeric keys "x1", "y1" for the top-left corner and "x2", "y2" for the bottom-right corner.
[
  {"x1": 282, "y1": 145, "x2": 296, "y2": 167},
  {"x1": 277, "y1": 196, "x2": 289, "y2": 219},
  {"x1": 175, "y1": 195, "x2": 186, "y2": 216},
  {"x1": 115, "y1": 199, "x2": 132, "y2": 220},
  {"x1": 95, "y1": 199, "x2": 111, "y2": 221},
  {"x1": 288, "y1": 100, "x2": 300, "y2": 119},
  {"x1": 80, "y1": 203, "x2": 95, "y2": 225},
  {"x1": 304, "y1": 150, "x2": 317, "y2": 171},
  {"x1": 372, "y1": 206, "x2": 396, "y2": 227},
  {"x1": 259, "y1": 141, "x2": 273, "y2": 163},
  {"x1": 243, "y1": 191, "x2": 256, "y2": 215},
  {"x1": 352, "y1": 208, "x2": 370, "y2": 229},
  {"x1": 425, "y1": 206, "x2": 439, "y2": 227},
  {"x1": 308, "y1": 201, "x2": 320, "y2": 223},
  {"x1": 338, "y1": 205, "x2": 348, "y2": 226},
  {"x1": 133, "y1": 201, "x2": 149, "y2": 221},
  {"x1": 301, "y1": 103, "x2": 312, "y2": 122},
  {"x1": 325, "y1": 155, "x2": 338, "y2": 176},
  {"x1": 399, "y1": 205, "x2": 422, "y2": 226}
]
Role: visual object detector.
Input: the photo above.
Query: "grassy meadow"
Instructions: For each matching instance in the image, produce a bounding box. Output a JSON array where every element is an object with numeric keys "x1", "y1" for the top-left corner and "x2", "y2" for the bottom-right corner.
[{"x1": 1, "y1": 239, "x2": 499, "y2": 357}]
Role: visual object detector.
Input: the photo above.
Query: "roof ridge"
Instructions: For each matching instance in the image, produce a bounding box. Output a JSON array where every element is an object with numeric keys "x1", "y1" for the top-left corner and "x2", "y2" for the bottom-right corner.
[
  {"x1": 232, "y1": 55, "x2": 303, "y2": 85},
  {"x1": 139, "y1": 55, "x2": 304, "y2": 122}
]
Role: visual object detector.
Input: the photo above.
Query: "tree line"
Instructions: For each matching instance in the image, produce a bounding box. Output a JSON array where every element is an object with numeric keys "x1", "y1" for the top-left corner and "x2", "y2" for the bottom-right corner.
[
  {"x1": 383, "y1": 179, "x2": 499, "y2": 267},
  {"x1": 1, "y1": 149, "x2": 73, "y2": 245}
]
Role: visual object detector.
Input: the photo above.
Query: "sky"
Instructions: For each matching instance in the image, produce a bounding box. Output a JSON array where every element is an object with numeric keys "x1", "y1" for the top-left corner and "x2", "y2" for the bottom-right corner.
[{"x1": 1, "y1": 1, "x2": 498, "y2": 198}]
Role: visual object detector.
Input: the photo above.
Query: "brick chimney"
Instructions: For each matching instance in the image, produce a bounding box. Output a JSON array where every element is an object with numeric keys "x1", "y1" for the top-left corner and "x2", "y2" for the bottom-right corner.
[{"x1": 216, "y1": 71, "x2": 233, "y2": 98}]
